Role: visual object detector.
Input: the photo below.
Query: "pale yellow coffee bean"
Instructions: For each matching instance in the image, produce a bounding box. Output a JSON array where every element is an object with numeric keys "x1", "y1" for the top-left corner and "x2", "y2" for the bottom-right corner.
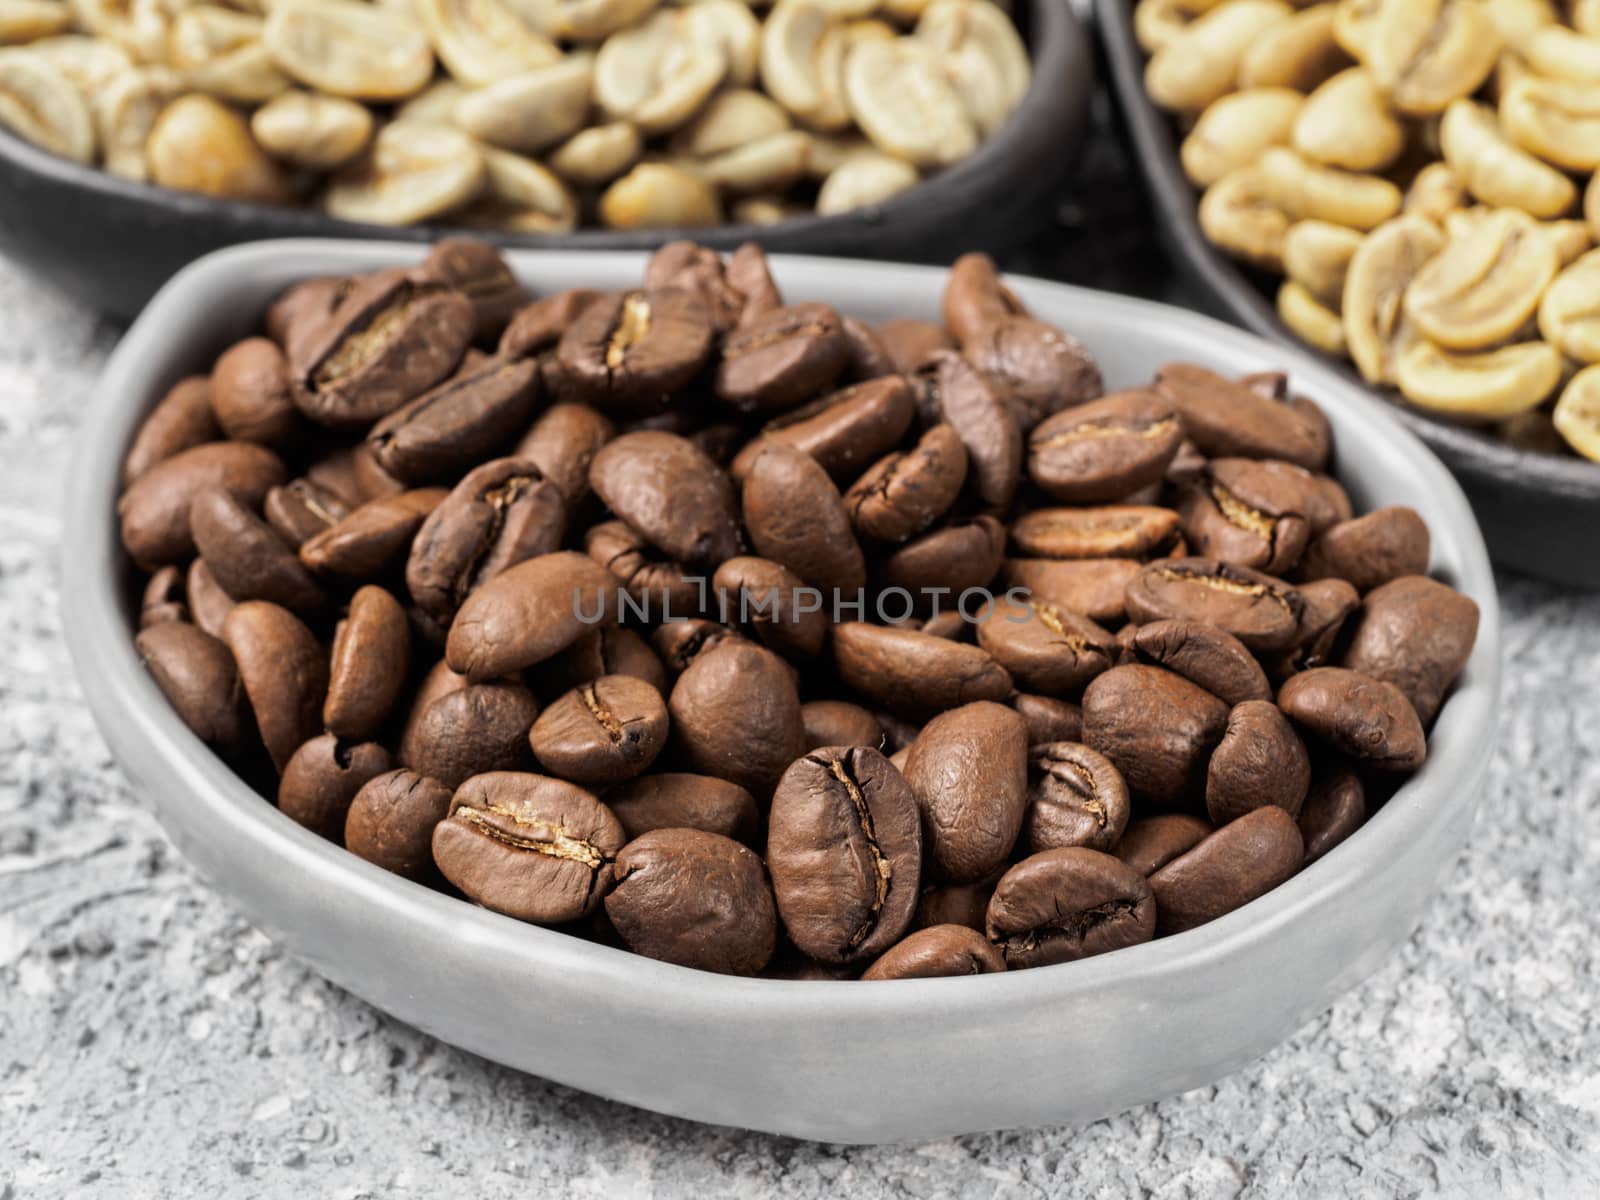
[
  {"x1": 811, "y1": 0, "x2": 879, "y2": 16},
  {"x1": 1441, "y1": 204, "x2": 1492, "y2": 240},
  {"x1": 125, "y1": 0, "x2": 177, "y2": 68},
  {"x1": 414, "y1": 0, "x2": 560, "y2": 87},
  {"x1": 804, "y1": 130, "x2": 876, "y2": 177},
  {"x1": 1292, "y1": 68, "x2": 1402, "y2": 172},
  {"x1": 1134, "y1": 0, "x2": 1192, "y2": 54},
  {"x1": 395, "y1": 79, "x2": 465, "y2": 124},
  {"x1": 1403, "y1": 161, "x2": 1465, "y2": 223},
  {"x1": 681, "y1": 0, "x2": 759, "y2": 87},
  {"x1": 1519, "y1": 25, "x2": 1600, "y2": 82},
  {"x1": 1198, "y1": 164, "x2": 1292, "y2": 271},
  {"x1": 547, "y1": 119, "x2": 641, "y2": 184},
  {"x1": 1146, "y1": 0, "x2": 1291, "y2": 113},
  {"x1": 1545, "y1": 220, "x2": 1593, "y2": 267},
  {"x1": 0, "y1": 1, "x2": 71, "y2": 45},
  {"x1": 1587, "y1": 171, "x2": 1600, "y2": 239},
  {"x1": 1278, "y1": 280, "x2": 1347, "y2": 356},
  {"x1": 843, "y1": 37, "x2": 977, "y2": 168},
  {"x1": 1553, "y1": 363, "x2": 1600, "y2": 460},
  {"x1": 1478, "y1": 0, "x2": 1555, "y2": 46},
  {"x1": 816, "y1": 150, "x2": 917, "y2": 213},
  {"x1": 668, "y1": 87, "x2": 790, "y2": 158},
  {"x1": 599, "y1": 161, "x2": 720, "y2": 228},
  {"x1": 1438, "y1": 99, "x2": 1574, "y2": 219},
  {"x1": 93, "y1": 65, "x2": 179, "y2": 179},
  {"x1": 264, "y1": 0, "x2": 434, "y2": 102},
  {"x1": 27, "y1": 35, "x2": 131, "y2": 93},
  {"x1": 0, "y1": 48, "x2": 94, "y2": 162},
  {"x1": 251, "y1": 89, "x2": 372, "y2": 170},
  {"x1": 736, "y1": 195, "x2": 805, "y2": 224},
  {"x1": 1403, "y1": 208, "x2": 1557, "y2": 351},
  {"x1": 1537, "y1": 247, "x2": 1600, "y2": 363},
  {"x1": 1366, "y1": 0, "x2": 1499, "y2": 117},
  {"x1": 760, "y1": 0, "x2": 851, "y2": 131},
  {"x1": 476, "y1": 145, "x2": 577, "y2": 226},
  {"x1": 324, "y1": 119, "x2": 485, "y2": 225},
  {"x1": 169, "y1": 8, "x2": 292, "y2": 104},
  {"x1": 1577, "y1": 0, "x2": 1600, "y2": 37},
  {"x1": 168, "y1": 6, "x2": 261, "y2": 70},
  {"x1": 681, "y1": 128, "x2": 811, "y2": 193},
  {"x1": 595, "y1": 10, "x2": 726, "y2": 135},
  {"x1": 1282, "y1": 219, "x2": 1362, "y2": 307},
  {"x1": 68, "y1": 0, "x2": 135, "y2": 46},
  {"x1": 914, "y1": 0, "x2": 1030, "y2": 138},
  {"x1": 455, "y1": 56, "x2": 593, "y2": 152},
  {"x1": 1179, "y1": 88, "x2": 1301, "y2": 189},
  {"x1": 1255, "y1": 147, "x2": 1401, "y2": 230},
  {"x1": 1500, "y1": 75, "x2": 1600, "y2": 173},
  {"x1": 1395, "y1": 339, "x2": 1562, "y2": 419},
  {"x1": 1341, "y1": 213, "x2": 1444, "y2": 384},
  {"x1": 146, "y1": 92, "x2": 290, "y2": 201},
  {"x1": 544, "y1": 0, "x2": 658, "y2": 44},
  {"x1": 1238, "y1": 3, "x2": 1345, "y2": 92},
  {"x1": 1331, "y1": 0, "x2": 1378, "y2": 60}
]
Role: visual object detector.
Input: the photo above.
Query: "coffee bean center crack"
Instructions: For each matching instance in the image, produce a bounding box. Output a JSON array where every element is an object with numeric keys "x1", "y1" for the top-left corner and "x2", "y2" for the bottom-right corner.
[{"x1": 454, "y1": 804, "x2": 606, "y2": 869}]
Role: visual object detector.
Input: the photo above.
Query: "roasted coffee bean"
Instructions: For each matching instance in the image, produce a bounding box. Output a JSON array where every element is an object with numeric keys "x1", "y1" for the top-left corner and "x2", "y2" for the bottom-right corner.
[
  {"x1": 716, "y1": 302, "x2": 849, "y2": 414},
  {"x1": 713, "y1": 556, "x2": 828, "y2": 658},
  {"x1": 264, "y1": 479, "x2": 350, "y2": 548},
  {"x1": 416, "y1": 238, "x2": 523, "y2": 343},
  {"x1": 975, "y1": 596, "x2": 1115, "y2": 695},
  {"x1": 277, "y1": 734, "x2": 393, "y2": 841},
  {"x1": 584, "y1": 520, "x2": 702, "y2": 617},
  {"x1": 352, "y1": 441, "x2": 409, "y2": 500},
  {"x1": 222, "y1": 601, "x2": 328, "y2": 774},
  {"x1": 1152, "y1": 363, "x2": 1327, "y2": 469},
  {"x1": 538, "y1": 625, "x2": 669, "y2": 697},
  {"x1": 211, "y1": 338, "x2": 299, "y2": 447},
  {"x1": 119, "y1": 441, "x2": 287, "y2": 568},
  {"x1": 1027, "y1": 390, "x2": 1183, "y2": 504},
  {"x1": 406, "y1": 458, "x2": 566, "y2": 629},
  {"x1": 345, "y1": 768, "x2": 454, "y2": 880},
  {"x1": 1299, "y1": 767, "x2": 1365, "y2": 863},
  {"x1": 669, "y1": 640, "x2": 805, "y2": 795},
  {"x1": 882, "y1": 515, "x2": 1006, "y2": 598},
  {"x1": 500, "y1": 290, "x2": 605, "y2": 360},
  {"x1": 833, "y1": 623, "x2": 1012, "y2": 714},
  {"x1": 325, "y1": 585, "x2": 410, "y2": 741},
  {"x1": 268, "y1": 276, "x2": 349, "y2": 359},
  {"x1": 303, "y1": 445, "x2": 369, "y2": 509},
  {"x1": 729, "y1": 376, "x2": 915, "y2": 483},
  {"x1": 1000, "y1": 557, "x2": 1143, "y2": 625},
  {"x1": 1342, "y1": 575, "x2": 1478, "y2": 725},
  {"x1": 876, "y1": 318, "x2": 955, "y2": 374},
  {"x1": 844, "y1": 424, "x2": 969, "y2": 544},
  {"x1": 1114, "y1": 813, "x2": 1214, "y2": 876},
  {"x1": 1127, "y1": 619, "x2": 1272, "y2": 706},
  {"x1": 1010, "y1": 505, "x2": 1181, "y2": 560},
  {"x1": 299, "y1": 488, "x2": 447, "y2": 578},
  {"x1": 743, "y1": 444, "x2": 867, "y2": 592},
  {"x1": 1021, "y1": 741, "x2": 1130, "y2": 855},
  {"x1": 402, "y1": 680, "x2": 539, "y2": 789},
  {"x1": 397, "y1": 658, "x2": 468, "y2": 763},
  {"x1": 943, "y1": 252, "x2": 1027, "y2": 345},
  {"x1": 1177, "y1": 458, "x2": 1313, "y2": 575},
  {"x1": 1279, "y1": 577, "x2": 1360, "y2": 674},
  {"x1": 446, "y1": 551, "x2": 619, "y2": 681},
  {"x1": 529, "y1": 675, "x2": 668, "y2": 785},
  {"x1": 433, "y1": 772, "x2": 626, "y2": 924},
  {"x1": 1206, "y1": 700, "x2": 1310, "y2": 825},
  {"x1": 653, "y1": 618, "x2": 744, "y2": 674},
  {"x1": 555, "y1": 288, "x2": 714, "y2": 415},
  {"x1": 962, "y1": 317, "x2": 1104, "y2": 430},
  {"x1": 768, "y1": 745, "x2": 923, "y2": 963},
  {"x1": 1012, "y1": 693, "x2": 1083, "y2": 745},
  {"x1": 134, "y1": 621, "x2": 245, "y2": 751},
  {"x1": 512, "y1": 404, "x2": 614, "y2": 510},
  {"x1": 1082, "y1": 664, "x2": 1229, "y2": 806},
  {"x1": 912, "y1": 876, "x2": 999, "y2": 932},
  {"x1": 605, "y1": 828, "x2": 777, "y2": 975},
  {"x1": 645, "y1": 241, "x2": 750, "y2": 332},
  {"x1": 1125, "y1": 558, "x2": 1304, "y2": 653},
  {"x1": 138, "y1": 566, "x2": 188, "y2": 628},
  {"x1": 589, "y1": 431, "x2": 742, "y2": 565},
  {"x1": 1299, "y1": 506, "x2": 1430, "y2": 593},
  {"x1": 186, "y1": 558, "x2": 236, "y2": 638},
  {"x1": 839, "y1": 316, "x2": 897, "y2": 381},
  {"x1": 604, "y1": 773, "x2": 760, "y2": 845},
  {"x1": 190, "y1": 487, "x2": 324, "y2": 612},
  {"x1": 860, "y1": 924, "x2": 1006, "y2": 980},
  {"x1": 801, "y1": 700, "x2": 882, "y2": 751},
  {"x1": 916, "y1": 350, "x2": 1022, "y2": 508},
  {"x1": 903, "y1": 700, "x2": 1028, "y2": 883},
  {"x1": 367, "y1": 356, "x2": 541, "y2": 483},
  {"x1": 290, "y1": 268, "x2": 474, "y2": 428},
  {"x1": 122, "y1": 376, "x2": 219, "y2": 487},
  {"x1": 986, "y1": 848, "x2": 1156, "y2": 969},
  {"x1": 1278, "y1": 667, "x2": 1427, "y2": 771},
  {"x1": 1149, "y1": 806, "x2": 1304, "y2": 935}
]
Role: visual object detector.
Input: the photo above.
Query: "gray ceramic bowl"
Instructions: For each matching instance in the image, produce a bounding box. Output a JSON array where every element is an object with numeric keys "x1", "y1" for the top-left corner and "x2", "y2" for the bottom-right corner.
[{"x1": 61, "y1": 241, "x2": 1501, "y2": 1144}]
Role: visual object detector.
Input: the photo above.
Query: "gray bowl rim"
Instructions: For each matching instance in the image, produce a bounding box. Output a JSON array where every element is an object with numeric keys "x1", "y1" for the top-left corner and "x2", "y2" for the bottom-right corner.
[{"x1": 62, "y1": 239, "x2": 1503, "y2": 1020}]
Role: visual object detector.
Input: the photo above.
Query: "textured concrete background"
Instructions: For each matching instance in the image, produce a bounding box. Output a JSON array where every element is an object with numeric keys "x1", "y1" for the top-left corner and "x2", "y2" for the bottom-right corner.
[{"x1": 2, "y1": 251, "x2": 1598, "y2": 1198}]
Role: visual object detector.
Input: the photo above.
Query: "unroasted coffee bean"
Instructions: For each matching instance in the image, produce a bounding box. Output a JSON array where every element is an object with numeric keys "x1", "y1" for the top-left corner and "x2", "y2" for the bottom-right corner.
[
  {"x1": 1152, "y1": 363, "x2": 1326, "y2": 470},
  {"x1": 876, "y1": 318, "x2": 954, "y2": 374},
  {"x1": 514, "y1": 401, "x2": 615, "y2": 507},
  {"x1": 299, "y1": 488, "x2": 448, "y2": 577},
  {"x1": 604, "y1": 773, "x2": 759, "y2": 845},
  {"x1": 801, "y1": 700, "x2": 882, "y2": 751},
  {"x1": 555, "y1": 288, "x2": 714, "y2": 415},
  {"x1": 1009, "y1": 505, "x2": 1181, "y2": 560},
  {"x1": 538, "y1": 625, "x2": 669, "y2": 697},
  {"x1": 1300, "y1": 507, "x2": 1431, "y2": 593},
  {"x1": 1278, "y1": 667, "x2": 1427, "y2": 771},
  {"x1": 223, "y1": 601, "x2": 328, "y2": 773},
  {"x1": 211, "y1": 338, "x2": 299, "y2": 447},
  {"x1": 860, "y1": 924, "x2": 1006, "y2": 980},
  {"x1": 832, "y1": 623, "x2": 1012, "y2": 713},
  {"x1": 446, "y1": 551, "x2": 619, "y2": 681},
  {"x1": 1012, "y1": 693, "x2": 1082, "y2": 745},
  {"x1": 1027, "y1": 390, "x2": 1183, "y2": 504},
  {"x1": 122, "y1": 376, "x2": 219, "y2": 487},
  {"x1": 844, "y1": 424, "x2": 968, "y2": 544},
  {"x1": 1114, "y1": 813, "x2": 1213, "y2": 876},
  {"x1": 767, "y1": 745, "x2": 923, "y2": 963},
  {"x1": 277, "y1": 734, "x2": 392, "y2": 841},
  {"x1": 187, "y1": 558, "x2": 236, "y2": 638},
  {"x1": 1342, "y1": 575, "x2": 1478, "y2": 726},
  {"x1": 985, "y1": 848, "x2": 1156, "y2": 969},
  {"x1": 713, "y1": 556, "x2": 827, "y2": 658},
  {"x1": 1082, "y1": 664, "x2": 1229, "y2": 806},
  {"x1": 917, "y1": 350, "x2": 1022, "y2": 508},
  {"x1": 605, "y1": 828, "x2": 776, "y2": 975},
  {"x1": 589, "y1": 431, "x2": 742, "y2": 565},
  {"x1": 367, "y1": 355, "x2": 541, "y2": 483},
  {"x1": 134, "y1": 621, "x2": 245, "y2": 751},
  {"x1": 1022, "y1": 742, "x2": 1130, "y2": 855},
  {"x1": 264, "y1": 479, "x2": 350, "y2": 548},
  {"x1": 1125, "y1": 558, "x2": 1304, "y2": 653},
  {"x1": 961, "y1": 317, "x2": 1104, "y2": 430},
  {"x1": 729, "y1": 376, "x2": 915, "y2": 483},
  {"x1": 403, "y1": 680, "x2": 539, "y2": 789},
  {"x1": 1206, "y1": 700, "x2": 1310, "y2": 825},
  {"x1": 1127, "y1": 619, "x2": 1272, "y2": 705},
  {"x1": 325, "y1": 585, "x2": 410, "y2": 740},
  {"x1": 119, "y1": 441, "x2": 287, "y2": 568},
  {"x1": 882, "y1": 515, "x2": 1006, "y2": 598},
  {"x1": 903, "y1": 701, "x2": 1028, "y2": 883},
  {"x1": 433, "y1": 772, "x2": 626, "y2": 924},
  {"x1": 190, "y1": 487, "x2": 324, "y2": 612},
  {"x1": 742, "y1": 444, "x2": 866, "y2": 592},
  {"x1": 1299, "y1": 768, "x2": 1365, "y2": 863},
  {"x1": 669, "y1": 640, "x2": 805, "y2": 795},
  {"x1": 140, "y1": 566, "x2": 188, "y2": 628},
  {"x1": 975, "y1": 596, "x2": 1115, "y2": 694},
  {"x1": 716, "y1": 302, "x2": 849, "y2": 413},
  {"x1": 529, "y1": 675, "x2": 668, "y2": 785},
  {"x1": 417, "y1": 238, "x2": 523, "y2": 343},
  {"x1": 1149, "y1": 806, "x2": 1304, "y2": 935},
  {"x1": 345, "y1": 768, "x2": 454, "y2": 880},
  {"x1": 1001, "y1": 557, "x2": 1143, "y2": 625}
]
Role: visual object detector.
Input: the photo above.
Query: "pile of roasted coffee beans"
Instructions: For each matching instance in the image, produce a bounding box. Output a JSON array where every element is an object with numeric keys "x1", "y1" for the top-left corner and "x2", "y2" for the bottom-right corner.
[
  {"x1": 1137, "y1": 0, "x2": 1600, "y2": 462},
  {"x1": 121, "y1": 237, "x2": 1480, "y2": 980}
]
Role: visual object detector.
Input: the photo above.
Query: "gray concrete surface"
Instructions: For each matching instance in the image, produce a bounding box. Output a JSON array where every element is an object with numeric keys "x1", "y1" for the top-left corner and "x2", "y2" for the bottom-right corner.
[{"x1": 1, "y1": 256, "x2": 1598, "y2": 1199}]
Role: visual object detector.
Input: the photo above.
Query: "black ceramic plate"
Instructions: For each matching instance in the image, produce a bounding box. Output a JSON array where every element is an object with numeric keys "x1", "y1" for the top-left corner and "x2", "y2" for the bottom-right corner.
[
  {"x1": 0, "y1": 0, "x2": 1088, "y2": 324},
  {"x1": 1094, "y1": 0, "x2": 1600, "y2": 589}
]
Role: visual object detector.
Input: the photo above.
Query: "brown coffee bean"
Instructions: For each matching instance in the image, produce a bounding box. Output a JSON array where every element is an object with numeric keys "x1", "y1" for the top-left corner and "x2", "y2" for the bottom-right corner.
[
  {"x1": 1125, "y1": 558, "x2": 1304, "y2": 653},
  {"x1": 584, "y1": 520, "x2": 702, "y2": 617},
  {"x1": 500, "y1": 290, "x2": 604, "y2": 359},
  {"x1": 325, "y1": 585, "x2": 410, "y2": 741},
  {"x1": 882, "y1": 516, "x2": 1003, "y2": 599},
  {"x1": 446, "y1": 551, "x2": 619, "y2": 681},
  {"x1": 264, "y1": 479, "x2": 350, "y2": 548},
  {"x1": 345, "y1": 768, "x2": 454, "y2": 880},
  {"x1": 529, "y1": 675, "x2": 668, "y2": 785},
  {"x1": 589, "y1": 430, "x2": 742, "y2": 565},
  {"x1": 303, "y1": 445, "x2": 368, "y2": 509},
  {"x1": 652, "y1": 618, "x2": 745, "y2": 674},
  {"x1": 913, "y1": 877, "x2": 999, "y2": 932},
  {"x1": 713, "y1": 556, "x2": 828, "y2": 658},
  {"x1": 917, "y1": 350, "x2": 1022, "y2": 508},
  {"x1": 123, "y1": 376, "x2": 220, "y2": 487},
  {"x1": 903, "y1": 700, "x2": 1028, "y2": 883},
  {"x1": 119, "y1": 441, "x2": 287, "y2": 568},
  {"x1": 222, "y1": 601, "x2": 328, "y2": 774},
  {"x1": 298, "y1": 489, "x2": 448, "y2": 578},
  {"x1": 536, "y1": 625, "x2": 669, "y2": 697},
  {"x1": 876, "y1": 318, "x2": 955, "y2": 374},
  {"x1": 211, "y1": 338, "x2": 298, "y2": 447},
  {"x1": 860, "y1": 924, "x2": 1006, "y2": 980},
  {"x1": 1027, "y1": 390, "x2": 1183, "y2": 504},
  {"x1": 190, "y1": 487, "x2": 324, "y2": 611},
  {"x1": 1279, "y1": 577, "x2": 1361, "y2": 675},
  {"x1": 1299, "y1": 768, "x2": 1366, "y2": 864},
  {"x1": 134, "y1": 621, "x2": 245, "y2": 751},
  {"x1": 1177, "y1": 459, "x2": 1312, "y2": 576},
  {"x1": 743, "y1": 444, "x2": 867, "y2": 592},
  {"x1": 1010, "y1": 505, "x2": 1181, "y2": 560},
  {"x1": 716, "y1": 302, "x2": 849, "y2": 414},
  {"x1": 726, "y1": 242, "x2": 783, "y2": 318},
  {"x1": 669, "y1": 640, "x2": 805, "y2": 795},
  {"x1": 396, "y1": 658, "x2": 467, "y2": 764},
  {"x1": 277, "y1": 734, "x2": 392, "y2": 841},
  {"x1": 962, "y1": 317, "x2": 1104, "y2": 430},
  {"x1": 1206, "y1": 700, "x2": 1311, "y2": 825},
  {"x1": 403, "y1": 680, "x2": 539, "y2": 789},
  {"x1": 434, "y1": 772, "x2": 626, "y2": 924},
  {"x1": 139, "y1": 566, "x2": 188, "y2": 627},
  {"x1": 1012, "y1": 693, "x2": 1082, "y2": 745},
  {"x1": 367, "y1": 356, "x2": 541, "y2": 484},
  {"x1": 1114, "y1": 813, "x2": 1214, "y2": 876},
  {"x1": 416, "y1": 238, "x2": 523, "y2": 343},
  {"x1": 1000, "y1": 557, "x2": 1143, "y2": 624},
  {"x1": 943, "y1": 252, "x2": 1027, "y2": 345},
  {"x1": 555, "y1": 288, "x2": 714, "y2": 415},
  {"x1": 1151, "y1": 363, "x2": 1326, "y2": 469},
  {"x1": 1149, "y1": 806, "x2": 1304, "y2": 935},
  {"x1": 1299, "y1": 507, "x2": 1430, "y2": 593},
  {"x1": 844, "y1": 424, "x2": 969, "y2": 544},
  {"x1": 1342, "y1": 575, "x2": 1478, "y2": 725},
  {"x1": 839, "y1": 315, "x2": 897, "y2": 381},
  {"x1": 975, "y1": 596, "x2": 1115, "y2": 694},
  {"x1": 351, "y1": 441, "x2": 408, "y2": 500},
  {"x1": 186, "y1": 558, "x2": 235, "y2": 637},
  {"x1": 604, "y1": 773, "x2": 759, "y2": 845},
  {"x1": 1128, "y1": 619, "x2": 1272, "y2": 705},
  {"x1": 1278, "y1": 667, "x2": 1427, "y2": 771},
  {"x1": 645, "y1": 242, "x2": 749, "y2": 332},
  {"x1": 729, "y1": 376, "x2": 915, "y2": 483},
  {"x1": 801, "y1": 700, "x2": 882, "y2": 751},
  {"x1": 833, "y1": 623, "x2": 1013, "y2": 713},
  {"x1": 267, "y1": 276, "x2": 349, "y2": 360},
  {"x1": 1082, "y1": 664, "x2": 1229, "y2": 806},
  {"x1": 512, "y1": 402, "x2": 615, "y2": 507},
  {"x1": 1022, "y1": 741, "x2": 1130, "y2": 855},
  {"x1": 768, "y1": 745, "x2": 923, "y2": 963},
  {"x1": 986, "y1": 848, "x2": 1156, "y2": 969},
  {"x1": 605, "y1": 828, "x2": 777, "y2": 975}
]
